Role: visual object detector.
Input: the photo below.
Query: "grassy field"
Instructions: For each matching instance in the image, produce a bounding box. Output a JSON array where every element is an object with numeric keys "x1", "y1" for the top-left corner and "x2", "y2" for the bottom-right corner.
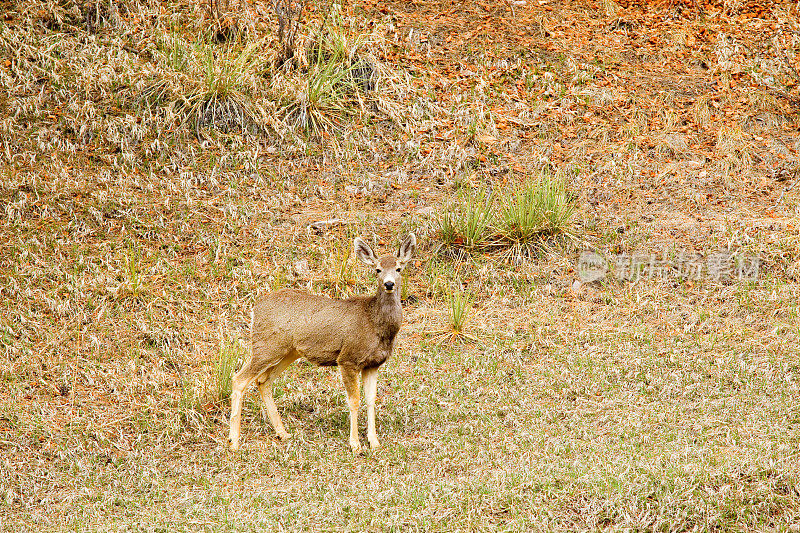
[{"x1": 1, "y1": 0, "x2": 800, "y2": 530}]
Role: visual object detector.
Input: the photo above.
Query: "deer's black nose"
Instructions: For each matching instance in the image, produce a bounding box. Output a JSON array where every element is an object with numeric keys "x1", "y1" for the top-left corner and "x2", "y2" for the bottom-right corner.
[{"x1": 384, "y1": 281, "x2": 395, "y2": 291}]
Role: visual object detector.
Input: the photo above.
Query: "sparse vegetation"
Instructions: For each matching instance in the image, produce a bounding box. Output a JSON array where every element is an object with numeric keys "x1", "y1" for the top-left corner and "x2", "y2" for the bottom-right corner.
[
  {"x1": 438, "y1": 174, "x2": 576, "y2": 252},
  {"x1": 214, "y1": 332, "x2": 243, "y2": 402},
  {"x1": 446, "y1": 282, "x2": 474, "y2": 338},
  {"x1": 2, "y1": 0, "x2": 800, "y2": 529},
  {"x1": 438, "y1": 185, "x2": 496, "y2": 251},
  {"x1": 499, "y1": 174, "x2": 577, "y2": 244}
]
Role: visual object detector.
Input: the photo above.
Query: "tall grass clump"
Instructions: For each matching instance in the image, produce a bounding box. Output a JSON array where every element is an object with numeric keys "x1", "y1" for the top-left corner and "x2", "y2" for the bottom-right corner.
[
  {"x1": 438, "y1": 186, "x2": 495, "y2": 250},
  {"x1": 438, "y1": 175, "x2": 576, "y2": 252},
  {"x1": 281, "y1": 3, "x2": 375, "y2": 135},
  {"x1": 499, "y1": 175, "x2": 576, "y2": 244},
  {"x1": 188, "y1": 39, "x2": 271, "y2": 132},
  {"x1": 142, "y1": 34, "x2": 273, "y2": 135},
  {"x1": 283, "y1": 59, "x2": 357, "y2": 133},
  {"x1": 447, "y1": 283, "x2": 474, "y2": 335}
]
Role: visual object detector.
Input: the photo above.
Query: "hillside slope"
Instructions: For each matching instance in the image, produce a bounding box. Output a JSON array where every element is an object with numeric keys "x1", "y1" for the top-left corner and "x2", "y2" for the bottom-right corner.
[{"x1": 1, "y1": 0, "x2": 799, "y2": 529}]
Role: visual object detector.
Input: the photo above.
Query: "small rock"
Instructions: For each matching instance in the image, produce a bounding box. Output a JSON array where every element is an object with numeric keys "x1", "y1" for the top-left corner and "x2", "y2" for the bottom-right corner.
[
  {"x1": 291, "y1": 259, "x2": 311, "y2": 280},
  {"x1": 308, "y1": 219, "x2": 342, "y2": 234},
  {"x1": 363, "y1": 179, "x2": 389, "y2": 196},
  {"x1": 344, "y1": 179, "x2": 389, "y2": 197}
]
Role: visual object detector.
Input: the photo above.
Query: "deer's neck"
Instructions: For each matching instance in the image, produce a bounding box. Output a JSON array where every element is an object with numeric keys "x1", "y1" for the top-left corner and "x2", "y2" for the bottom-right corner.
[{"x1": 370, "y1": 286, "x2": 402, "y2": 339}]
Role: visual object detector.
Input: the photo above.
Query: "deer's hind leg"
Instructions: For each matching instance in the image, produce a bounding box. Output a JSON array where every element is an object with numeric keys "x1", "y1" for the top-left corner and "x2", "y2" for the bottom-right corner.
[
  {"x1": 230, "y1": 333, "x2": 294, "y2": 451},
  {"x1": 362, "y1": 367, "x2": 380, "y2": 449},
  {"x1": 340, "y1": 364, "x2": 362, "y2": 453},
  {"x1": 229, "y1": 357, "x2": 261, "y2": 451},
  {"x1": 257, "y1": 351, "x2": 300, "y2": 440}
]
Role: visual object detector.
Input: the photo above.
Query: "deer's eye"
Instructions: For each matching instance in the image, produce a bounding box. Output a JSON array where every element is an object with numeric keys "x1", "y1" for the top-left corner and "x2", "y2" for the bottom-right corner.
[
  {"x1": 376, "y1": 268, "x2": 382, "y2": 273},
  {"x1": 396, "y1": 268, "x2": 401, "y2": 272}
]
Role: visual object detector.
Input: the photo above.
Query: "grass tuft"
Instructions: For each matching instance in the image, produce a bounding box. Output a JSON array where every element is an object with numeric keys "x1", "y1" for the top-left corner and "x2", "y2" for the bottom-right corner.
[
  {"x1": 447, "y1": 284, "x2": 473, "y2": 335},
  {"x1": 438, "y1": 185, "x2": 496, "y2": 251},
  {"x1": 282, "y1": 59, "x2": 357, "y2": 134},
  {"x1": 214, "y1": 332, "x2": 245, "y2": 402},
  {"x1": 280, "y1": 4, "x2": 375, "y2": 135},
  {"x1": 499, "y1": 174, "x2": 576, "y2": 245},
  {"x1": 184, "y1": 39, "x2": 271, "y2": 134},
  {"x1": 438, "y1": 175, "x2": 577, "y2": 253}
]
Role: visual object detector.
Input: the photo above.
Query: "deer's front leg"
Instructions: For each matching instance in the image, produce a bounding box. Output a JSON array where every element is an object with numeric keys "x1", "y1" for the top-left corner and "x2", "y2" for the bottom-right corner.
[
  {"x1": 340, "y1": 365, "x2": 361, "y2": 453},
  {"x1": 362, "y1": 367, "x2": 380, "y2": 449}
]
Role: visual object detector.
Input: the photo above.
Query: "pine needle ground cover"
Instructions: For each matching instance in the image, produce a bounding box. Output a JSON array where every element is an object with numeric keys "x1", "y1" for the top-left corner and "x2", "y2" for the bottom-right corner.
[{"x1": 1, "y1": 0, "x2": 799, "y2": 529}]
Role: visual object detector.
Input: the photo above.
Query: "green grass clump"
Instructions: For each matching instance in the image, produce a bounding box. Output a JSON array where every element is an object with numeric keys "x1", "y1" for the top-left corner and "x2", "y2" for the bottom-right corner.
[
  {"x1": 214, "y1": 334, "x2": 245, "y2": 402},
  {"x1": 283, "y1": 59, "x2": 358, "y2": 134},
  {"x1": 187, "y1": 39, "x2": 271, "y2": 132},
  {"x1": 499, "y1": 175, "x2": 576, "y2": 244},
  {"x1": 438, "y1": 175, "x2": 576, "y2": 252},
  {"x1": 282, "y1": 4, "x2": 374, "y2": 135},
  {"x1": 438, "y1": 186, "x2": 495, "y2": 251},
  {"x1": 447, "y1": 283, "x2": 473, "y2": 335}
]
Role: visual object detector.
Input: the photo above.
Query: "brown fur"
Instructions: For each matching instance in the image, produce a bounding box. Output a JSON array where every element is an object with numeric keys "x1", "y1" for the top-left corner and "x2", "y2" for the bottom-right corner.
[{"x1": 228, "y1": 234, "x2": 416, "y2": 453}]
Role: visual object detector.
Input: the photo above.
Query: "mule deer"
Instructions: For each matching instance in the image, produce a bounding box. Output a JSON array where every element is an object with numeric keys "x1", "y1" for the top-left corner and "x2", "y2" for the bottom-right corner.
[{"x1": 229, "y1": 234, "x2": 417, "y2": 453}]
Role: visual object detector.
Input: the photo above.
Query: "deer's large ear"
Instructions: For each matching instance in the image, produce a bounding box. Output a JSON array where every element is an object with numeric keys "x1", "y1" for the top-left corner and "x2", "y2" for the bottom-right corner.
[
  {"x1": 396, "y1": 233, "x2": 416, "y2": 267},
  {"x1": 354, "y1": 237, "x2": 379, "y2": 266}
]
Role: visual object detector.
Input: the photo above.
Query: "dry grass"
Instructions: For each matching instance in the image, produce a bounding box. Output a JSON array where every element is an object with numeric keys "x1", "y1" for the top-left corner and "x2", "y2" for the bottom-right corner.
[{"x1": 1, "y1": 0, "x2": 800, "y2": 530}]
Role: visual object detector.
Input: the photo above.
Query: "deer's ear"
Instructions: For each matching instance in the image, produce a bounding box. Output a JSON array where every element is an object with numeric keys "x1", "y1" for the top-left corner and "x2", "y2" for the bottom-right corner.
[
  {"x1": 354, "y1": 237, "x2": 378, "y2": 266},
  {"x1": 396, "y1": 233, "x2": 416, "y2": 267}
]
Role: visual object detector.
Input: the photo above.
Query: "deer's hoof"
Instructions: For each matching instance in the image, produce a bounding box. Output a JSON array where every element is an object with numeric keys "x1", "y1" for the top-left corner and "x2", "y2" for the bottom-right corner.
[
  {"x1": 368, "y1": 438, "x2": 381, "y2": 450},
  {"x1": 277, "y1": 431, "x2": 293, "y2": 441}
]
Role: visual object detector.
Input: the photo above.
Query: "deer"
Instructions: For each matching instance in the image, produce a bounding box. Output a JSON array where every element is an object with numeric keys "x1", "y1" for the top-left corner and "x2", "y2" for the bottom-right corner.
[{"x1": 229, "y1": 233, "x2": 417, "y2": 453}]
